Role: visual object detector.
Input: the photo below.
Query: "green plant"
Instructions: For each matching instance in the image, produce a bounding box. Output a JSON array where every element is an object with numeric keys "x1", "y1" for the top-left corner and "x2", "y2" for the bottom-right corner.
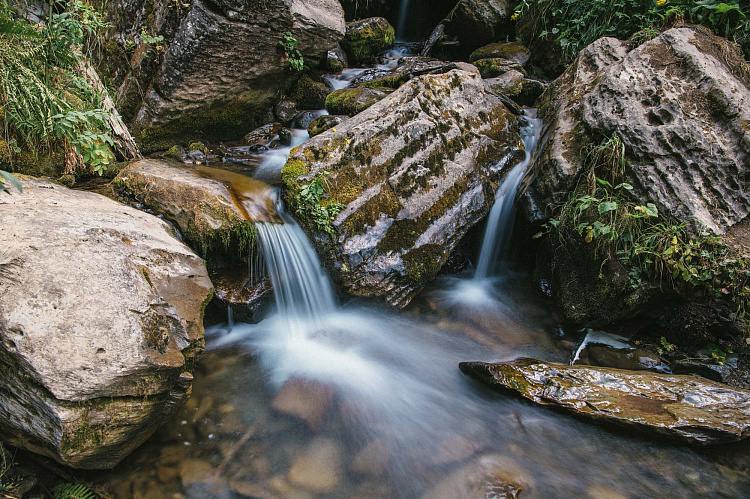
[
  {"x1": 0, "y1": 442, "x2": 15, "y2": 492},
  {"x1": 279, "y1": 31, "x2": 304, "y2": 71},
  {"x1": 0, "y1": 169, "x2": 21, "y2": 194},
  {"x1": 295, "y1": 171, "x2": 345, "y2": 233},
  {"x1": 52, "y1": 482, "x2": 99, "y2": 499},
  {"x1": 657, "y1": 336, "x2": 677, "y2": 355},
  {"x1": 514, "y1": 1, "x2": 750, "y2": 64},
  {"x1": 0, "y1": 0, "x2": 115, "y2": 175},
  {"x1": 708, "y1": 343, "x2": 734, "y2": 364}
]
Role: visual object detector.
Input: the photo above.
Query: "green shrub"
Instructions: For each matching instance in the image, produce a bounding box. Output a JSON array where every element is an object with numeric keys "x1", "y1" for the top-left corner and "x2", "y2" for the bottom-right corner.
[
  {"x1": 0, "y1": 0, "x2": 115, "y2": 175},
  {"x1": 515, "y1": 0, "x2": 750, "y2": 63}
]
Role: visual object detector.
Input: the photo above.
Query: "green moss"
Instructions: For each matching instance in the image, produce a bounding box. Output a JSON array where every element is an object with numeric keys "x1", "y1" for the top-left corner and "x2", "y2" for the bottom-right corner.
[
  {"x1": 289, "y1": 74, "x2": 331, "y2": 109},
  {"x1": 281, "y1": 158, "x2": 310, "y2": 195},
  {"x1": 469, "y1": 42, "x2": 531, "y2": 63},
  {"x1": 325, "y1": 87, "x2": 385, "y2": 115},
  {"x1": 474, "y1": 58, "x2": 525, "y2": 79},
  {"x1": 341, "y1": 18, "x2": 396, "y2": 65},
  {"x1": 403, "y1": 244, "x2": 444, "y2": 287},
  {"x1": 188, "y1": 142, "x2": 206, "y2": 152}
]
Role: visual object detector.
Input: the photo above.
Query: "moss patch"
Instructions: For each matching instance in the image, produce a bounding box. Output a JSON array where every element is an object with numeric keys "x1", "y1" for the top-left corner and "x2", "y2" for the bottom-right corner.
[
  {"x1": 341, "y1": 17, "x2": 396, "y2": 66},
  {"x1": 325, "y1": 87, "x2": 386, "y2": 115}
]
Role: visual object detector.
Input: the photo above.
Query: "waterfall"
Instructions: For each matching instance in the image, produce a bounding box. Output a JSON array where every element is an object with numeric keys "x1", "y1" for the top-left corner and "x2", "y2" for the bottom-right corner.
[
  {"x1": 254, "y1": 212, "x2": 337, "y2": 337},
  {"x1": 396, "y1": 0, "x2": 411, "y2": 40},
  {"x1": 474, "y1": 110, "x2": 542, "y2": 280}
]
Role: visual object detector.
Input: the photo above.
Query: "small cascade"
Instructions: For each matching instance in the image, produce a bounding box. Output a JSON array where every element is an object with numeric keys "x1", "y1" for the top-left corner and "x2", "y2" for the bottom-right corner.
[
  {"x1": 396, "y1": 0, "x2": 411, "y2": 40},
  {"x1": 254, "y1": 213, "x2": 337, "y2": 336},
  {"x1": 474, "y1": 110, "x2": 542, "y2": 280}
]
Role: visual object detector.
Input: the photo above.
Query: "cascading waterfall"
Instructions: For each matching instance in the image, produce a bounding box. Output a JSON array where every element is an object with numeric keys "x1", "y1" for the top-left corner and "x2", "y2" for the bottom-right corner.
[
  {"x1": 474, "y1": 109, "x2": 542, "y2": 280},
  {"x1": 396, "y1": 0, "x2": 411, "y2": 40},
  {"x1": 254, "y1": 212, "x2": 337, "y2": 337}
]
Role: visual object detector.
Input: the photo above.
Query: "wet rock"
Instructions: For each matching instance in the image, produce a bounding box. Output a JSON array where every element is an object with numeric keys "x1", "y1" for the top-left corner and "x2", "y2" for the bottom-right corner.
[
  {"x1": 109, "y1": 0, "x2": 345, "y2": 152},
  {"x1": 583, "y1": 344, "x2": 670, "y2": 373},
  {"x1": 289, "y1": 74, "x2": 331, "y2": 110},
  {"x1": 341, "y1": 17, "x2": 395, "y2": 66},
  {"x1": 524, "y1": 27, "x2": 750, "y2": 327},
  {"x1": 326, "y1": 44, "x2": 348, "y2": 73},
  {"x1": 278, "y1": 128, "x2": 293, "y2": 147},
  {"x1": 163, "y1": 144, "x2": 187, "y2": 162},
  {"x1": 324, "y1": 87, "x2": 390, "y2": 116},
  {"x1": 287, "y1": 438, "x2": 343, "y2": 493},
  {"x1": 443, "y1": 0, "x2": 512, "y2": 52},
  {"x1": 0, "y1": 178, "x2": 213, "y2": 469},
  {"x1": 244, "y1": 123, "x2": 280, "y2": 147},
  {"x1": 292, "y1": 111, "x2": 318, "y2": 130},
  {"x1": 431, "y1": 436, "x2": 484, "y2": 465},
  {"x1": 470, "y1": 42, "x2": 531, "y2": 65},
  {"x1": 351, "y1": 439, "x2": 390, "y2": 477},
  {"x1": 271, "y1": 378, "x2": 335, "y2": 432},
  {"x1": 308, "y1": 115, "x2": 348, "y2": 137},
  {"x1": 474, "y1": 58, "x2": 526, "y2": 79},
  {"x1": 179, "y1": 459, "x2": 214, "y2": 485},
  {"x1": 485, "y1": 72, "x2": 547, "y2": 106},
  {"x1": 419, "y1": 454, "x2": 526, "y2": 499},
  {"x1": 460, "y1": 359, "x2": 750, "y2": 444},
  {"x1": 673, "y1": 357, "x2": 747, "y2": 387},
  {"x1": 275, "y1": 98, "x2": 299, "y2": 126},
  {"x1": 113, "y1": 159, "x2": 278, "y2": 267},
  {"x1": 209, "y1": 269, "x2": 273, "y2": 323},
  {"x1": 284, "y1": 69, "x2": 521, "y2": 307},
  {"x1": 351, "y1": 56, "x2": 460, "y2": 89}
]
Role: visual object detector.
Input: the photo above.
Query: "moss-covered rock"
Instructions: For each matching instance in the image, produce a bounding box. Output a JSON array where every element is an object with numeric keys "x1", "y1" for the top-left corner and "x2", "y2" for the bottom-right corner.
[
  {"x1": 289, "y1": 74, "x2": 332, "y2": 109},
  {"x1": 473, "y1": 58, "x2": 526, "y2": 79},
  {"x1": 113, "y1": 159, "x2": 279, "y2": 269},
  {"x1": 341, "y1": 17, "x2": 395, "y2": 66},
  {"x1": 469, "y1": 42, "x2": 531, "y2": 65},
  {"x1": 284, "y1": 69, "x2": 522, "y2": 307},
  {"x1": 351, "y1": 56, "x2": 460, "y2": 89},
  {"x1": 308, "y1": 115, "x2": 348, "y2": 137},
  {"x1": 325, "y1": 87, "x2": 390, "y2": 115}
]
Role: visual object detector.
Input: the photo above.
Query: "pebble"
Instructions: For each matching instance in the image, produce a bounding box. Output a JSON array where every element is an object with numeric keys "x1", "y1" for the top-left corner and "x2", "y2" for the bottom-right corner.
[
  {"x1": 271, "y1": 378, "x2": 335, "y2": 432},
  {"x1": 287, "y1": 438, "x2": 343, "y2": 493}
]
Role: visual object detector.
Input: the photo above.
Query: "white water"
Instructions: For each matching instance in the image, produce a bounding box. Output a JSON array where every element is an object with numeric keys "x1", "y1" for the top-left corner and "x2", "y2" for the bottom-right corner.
[
  {"x1": 475, "y1": 110, "x2": 543, "y2": 280},
  {"x1": 252, "y1": 128, "x2": 308, "y2": 183}
]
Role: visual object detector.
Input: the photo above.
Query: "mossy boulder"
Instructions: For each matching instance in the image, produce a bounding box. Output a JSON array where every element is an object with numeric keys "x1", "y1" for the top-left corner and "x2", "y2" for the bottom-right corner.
[
  {"x1": 308, "y1": 115, "x2": 348, "y2": 137},
  {"x1": 283, "y1": 69, "x2": 522, "y2": 307},
  {"x1": 0, "y1": 177, "x2": 213, "y2": 469},
  {"x1": 523, "y1": 27, "x2": 750, "y2": 333},
  {"x1": 473, "y1": 58, "x2": 526, "y2": 79},
  {"x1": 289, "y1": 74, "x2": 332, "y2": 109},
  {"x1": 341, "y1": 17, "x2": 395, "y2": 66},
  {"x1": 469, "y1": 42, "x2": 531, "y2": 65},
  {"x1": 443, "y1": 0, "x2": 513, "y2": 52},
  {"x1": 112, "y1": 159, "x2": 279, "y2": 269},
  {"x1": 325, "y1": 87, "x2": 390, "y2": 115}
]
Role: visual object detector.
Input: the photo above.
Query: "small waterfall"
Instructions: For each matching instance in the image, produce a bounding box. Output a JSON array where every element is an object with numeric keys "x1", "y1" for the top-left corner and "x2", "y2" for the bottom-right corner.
[
  {"x1": 254, "y1": 213, "x2": 337, "y2": 336},
  {"x1": 474, "y1": 110, "x2": 542, "y2": 280},
  {"x1": 396, "y1": 0, "x2": 411, "y2": 40}
]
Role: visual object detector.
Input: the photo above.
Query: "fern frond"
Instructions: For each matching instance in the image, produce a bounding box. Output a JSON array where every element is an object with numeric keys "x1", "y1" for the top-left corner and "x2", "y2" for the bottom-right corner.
[{"x1": 52, "y1": 482, "x2": 99, "y2": 499}]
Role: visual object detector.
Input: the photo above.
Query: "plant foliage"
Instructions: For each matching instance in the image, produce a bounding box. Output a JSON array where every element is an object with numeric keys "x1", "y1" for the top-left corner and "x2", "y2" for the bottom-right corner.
[
  {"x1": 52, "y1": 482, "x2": 99, "y2": 499},
  {"x1": 514, "y1": 0, "x2": 750, "y2": 63},
  {"x1": 295, "y1": 171, "x2": 345, "y2": 233},
  {"x1": 279, "y1": 31, "x2": 304, "y2": 71},
  {"x1": 0, "y1": 0, "x2": 115, "y2": 175}
]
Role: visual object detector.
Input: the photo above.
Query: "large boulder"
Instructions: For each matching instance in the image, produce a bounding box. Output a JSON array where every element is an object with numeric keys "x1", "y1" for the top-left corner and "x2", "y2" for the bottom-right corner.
[
  {"x1": 113, "y1": 159, "x2": 279, "y2": 268},
  {"x1": 443, "y1": 0, "x2": 512, "y2": 52},
  {"x1": 523, "y1": 27, "x2": 750, "y2": 328},
  {"x1": 282, "y1": 69, "x2": 521, "y2": 307},
  {"x1": 460, "y1": 359, "x2": 750, "y2": 445},
  {"x1": 101, "y1": 0, "x2": 345, "y2": 152},
  {"x1": 341, "y1": 17, "x2": 395, "y2": 66},
  {"x1": 0, "y1": 178, "x2": 213, "y2": 469}
]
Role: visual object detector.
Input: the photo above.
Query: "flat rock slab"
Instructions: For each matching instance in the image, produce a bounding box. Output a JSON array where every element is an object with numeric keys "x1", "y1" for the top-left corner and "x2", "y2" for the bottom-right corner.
[
  {"x1": 0, "y1": 178, "x2": 213, "y2": 468},
  {"x1": 460, "y1": 359, "x2": 750, "y2": 445}
]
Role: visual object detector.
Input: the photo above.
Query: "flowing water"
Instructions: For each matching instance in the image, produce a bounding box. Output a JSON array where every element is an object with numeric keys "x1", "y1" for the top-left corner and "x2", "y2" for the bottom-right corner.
[
  {"x1": 91, "y1": 43, "x2": 750, "y2": 499},
  {"x1": 396, "y1": 0, "x2": 411, "y2": 41}
]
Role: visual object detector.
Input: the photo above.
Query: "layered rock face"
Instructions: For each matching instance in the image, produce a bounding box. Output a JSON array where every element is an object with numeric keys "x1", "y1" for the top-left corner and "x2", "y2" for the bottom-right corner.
[
  {"x1": 103, "y1": 0, "x2": 345, "y2": 152},
  {"x1": 523, "y1": 26, "x2": 750, "y2": 326},
  {"x1": 283, "y1": 68, "x2": 521, "y2": 307},
  {"x1": 461, "y1": 359, "x2": 750, "y2": 445},
  {"x1": 444, "y1": 0, "x2": 512, "y2": 52},
  {"x1": 0, "y1": 179, "x2": 213, "y2": 469}
]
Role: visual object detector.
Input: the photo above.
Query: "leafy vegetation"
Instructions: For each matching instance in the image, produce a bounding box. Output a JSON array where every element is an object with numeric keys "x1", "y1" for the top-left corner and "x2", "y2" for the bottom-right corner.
[
  {"x1": 514, "y1": 0, "x2": 750, "y2": 63},
  {"x1": 0, "y1": 168, "x2": 21, "y2": 194},
  {"x1": 279, "y1": 31, "x2": 304, "y2": 71},
  {"x1": 537, "y1": 136, "x2": 750, "y2": 334},
  {"x1": 295, "y1": 171, "x2": 345, "y2": 233},
  {"x1": 0, "y1": 442, "x2": 14, "y2": 492},
  {"x1": 0, "y1": 0, "x2": 116, "y2": 175},
  {"x1": 52, "y1": 482, "x2": 99, "y2": 499}
]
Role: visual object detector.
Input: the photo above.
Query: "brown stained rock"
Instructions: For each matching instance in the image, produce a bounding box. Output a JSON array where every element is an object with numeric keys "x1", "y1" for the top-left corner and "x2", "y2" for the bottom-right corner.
[
  {"x1": 419, "y1": 454, "x2": 527, "y2": 499},
  {"x1": 271, "y1": 378, "x2": 335, "y2": 432},
  {"x1": 287, "y1": 438, "x2": 343, "y2": 493},
  {"x1": 284, "y1": 69, "x2": 522, "y2": 308},
  {"x1": 0, "y1": 178, "x2": 213, "y2": 469},
  {"x1": 351, "y1": 439, "x2": 390, "y2": 477},
  {"x1": 460, "y1": 359, "x2": 750, "y2": 444}
]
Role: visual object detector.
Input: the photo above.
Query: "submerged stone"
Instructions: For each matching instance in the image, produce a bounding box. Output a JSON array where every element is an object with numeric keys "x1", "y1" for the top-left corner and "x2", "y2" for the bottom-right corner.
[
  {"x1": 0, "y1": 178, "x2": 213, "y2": 469},
  {"x1": 460, "y1": 359, "x2": 750, "y2": 444}
]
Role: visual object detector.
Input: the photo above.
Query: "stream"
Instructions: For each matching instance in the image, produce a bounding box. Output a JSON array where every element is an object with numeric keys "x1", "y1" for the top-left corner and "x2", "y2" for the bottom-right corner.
[{"x1": 92, "y1": 44, "x2": 750, "y2": 499}]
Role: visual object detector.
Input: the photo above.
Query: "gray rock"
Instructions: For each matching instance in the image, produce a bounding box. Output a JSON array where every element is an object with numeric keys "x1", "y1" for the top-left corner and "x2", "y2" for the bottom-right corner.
[
  {"x1": 485, "y1": 71, "x2": 547, "y2": 106},
  {"x1": 444, "y1": 0, "x2": 512, "y2": 52},
  {"x1": 461, "y1": 359, "x2": 750, "y2": 444},
  {"x1": 341, "y1": 17, "x2": 395, "y2": 66},
  {"x1": 283, "y1": 69, "x2": 521, "y2": 307},
  {"x1": 469, "y1": 42, "x2": 531, "y2": 65},
  {"x1": 307, "y1": 115, "x2": 348, "y2": 137},
  {"x1": 324, "y1": 87, "x2": 390, "y2": 116},
  {"x1": 0, "y1": 178, "x2": 213, "y2": 468},
  {"x1": 107, "y1": 0, "x2": 345, "y2": 152},
  {"x1": 275, "y1": 98, "x2": 299, "y2": 126},
  {"x1": 350, "y1": 56, "x2": 460, "y2": 89}
]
